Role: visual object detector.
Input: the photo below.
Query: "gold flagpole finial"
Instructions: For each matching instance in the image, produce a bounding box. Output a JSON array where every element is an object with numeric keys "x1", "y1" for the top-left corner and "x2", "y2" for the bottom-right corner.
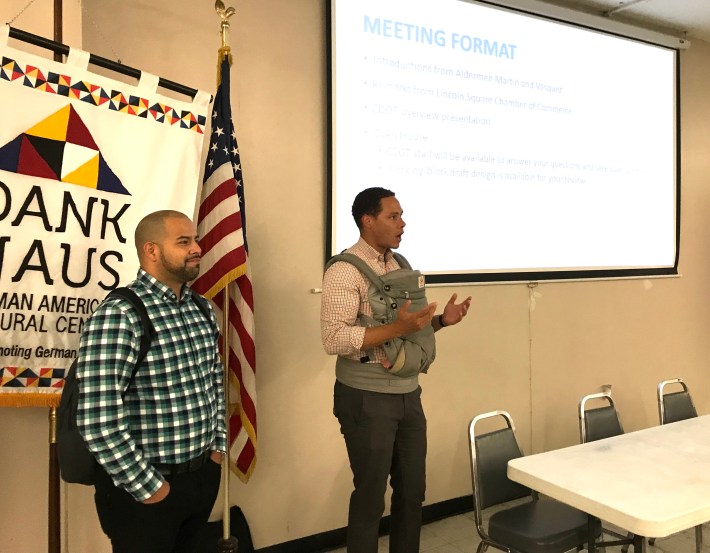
[{"x1": 215, "y1": 0, "x2": 236, "y2": 51}]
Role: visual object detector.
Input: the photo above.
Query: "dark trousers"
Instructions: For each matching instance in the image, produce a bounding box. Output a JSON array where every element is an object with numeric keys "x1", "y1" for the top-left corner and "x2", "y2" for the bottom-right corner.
[
  {"x1": 94, "y1": 459, "x2": 221, "y2": 553},
  {"x1": 334, "y1": 381, "x2": 427, "y2": 553}
]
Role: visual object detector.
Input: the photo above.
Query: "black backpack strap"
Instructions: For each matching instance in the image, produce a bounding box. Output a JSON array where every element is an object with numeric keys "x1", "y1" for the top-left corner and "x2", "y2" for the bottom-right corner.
[
  {"x1": 188, "y1": 290, "x2": 213, "y2": 324},
  {"x1": 105, "y1": 287, "x2": 155, "y2": 381}
]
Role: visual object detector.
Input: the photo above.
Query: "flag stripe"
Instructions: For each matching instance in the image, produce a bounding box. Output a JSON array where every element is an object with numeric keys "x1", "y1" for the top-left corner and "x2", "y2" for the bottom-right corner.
[
  {"x1": 198, "y1": 173, "x2": 241, "y2": 222},
  {"x1": 235, "y1": 269, "x2": 255, "y2": 313},
  {"x1": 198, "y1": 229, "x2": 244, "y2": 270},
  {"x1": 227, "y1": 345, "x2": 256, "y2": 418},
  {"x1": 227, "y1": 289, "x2": 256, "y2": 370},
  {"x1": 200, "y1": 212, "x2": 243, "y2": 254},
  {"x1": 235, "y1": 438, "x2": 255, "y2": 474}
]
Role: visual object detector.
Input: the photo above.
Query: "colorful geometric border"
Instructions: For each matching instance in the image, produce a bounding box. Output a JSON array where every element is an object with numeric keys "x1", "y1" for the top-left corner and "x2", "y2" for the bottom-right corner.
[
  {"x1": 1, "y1": 366, "x2": 66, "y2": 389},
  {"x1": 1, "y1": 56, "x2": 206, "y2": 134}
]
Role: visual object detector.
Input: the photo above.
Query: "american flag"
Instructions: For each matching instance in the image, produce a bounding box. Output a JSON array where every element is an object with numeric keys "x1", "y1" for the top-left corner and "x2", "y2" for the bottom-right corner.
[{"x1": 193, "y1": 52, "x2": 256, "y2": 482}]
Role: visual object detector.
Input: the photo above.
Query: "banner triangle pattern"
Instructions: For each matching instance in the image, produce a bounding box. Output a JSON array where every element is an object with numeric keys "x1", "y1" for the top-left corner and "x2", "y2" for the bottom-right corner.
[
  {"x1": 0, "y1": 55, "x2": 206, "y2": 133},
  {"x1": 0, "y1": 104, "x2": 129, "y2": 194}
]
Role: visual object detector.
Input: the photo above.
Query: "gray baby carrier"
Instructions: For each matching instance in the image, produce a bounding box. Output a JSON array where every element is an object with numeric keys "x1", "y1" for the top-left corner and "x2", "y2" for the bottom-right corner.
[{"x1": 326, "y1": 252, "x2": 436, "y2": 378}]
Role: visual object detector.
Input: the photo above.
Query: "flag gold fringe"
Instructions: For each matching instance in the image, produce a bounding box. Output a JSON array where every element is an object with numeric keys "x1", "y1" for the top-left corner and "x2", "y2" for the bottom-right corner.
[
  {"x1": 0, "y1": 392, "x2": 61, "y2": 408},
  {"x1": 203, "y1": 263, "x2": 247, "y2": 301}
]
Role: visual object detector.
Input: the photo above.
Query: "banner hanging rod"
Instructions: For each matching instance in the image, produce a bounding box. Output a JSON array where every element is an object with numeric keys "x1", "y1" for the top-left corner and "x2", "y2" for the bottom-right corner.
[{"x1": 8, "y1": 26, "x2": 200, "y2": 99}]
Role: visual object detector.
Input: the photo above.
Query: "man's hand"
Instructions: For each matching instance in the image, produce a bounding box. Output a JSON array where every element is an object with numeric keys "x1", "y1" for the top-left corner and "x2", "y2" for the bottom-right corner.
[
  {"x1": 143, "y1": 480, "x2": 170, "y2": 504},
  {"x1": 439, "y1": 293, "x2": 472, "y2": 328},
  {"x1": 393, "y1": 300, "x2": 437, "y2": 335},
  {"x1": 362, "y1": 300, "x2": 437, "y2": 351},
  {"x1": 210, "y1": 451, "x2": 225, "y2": 464}
]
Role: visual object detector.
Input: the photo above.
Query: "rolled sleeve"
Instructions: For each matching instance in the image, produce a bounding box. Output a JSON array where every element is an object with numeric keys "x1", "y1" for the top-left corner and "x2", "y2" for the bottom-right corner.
[{"x1": 321, "y1": 262, "x2": 367, "y2": 356}]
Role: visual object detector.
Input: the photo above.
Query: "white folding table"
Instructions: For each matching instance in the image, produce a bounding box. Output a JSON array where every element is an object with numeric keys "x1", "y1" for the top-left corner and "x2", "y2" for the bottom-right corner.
[{"x1": 507, "y1": 415, "x2": 710, "y2": 552}]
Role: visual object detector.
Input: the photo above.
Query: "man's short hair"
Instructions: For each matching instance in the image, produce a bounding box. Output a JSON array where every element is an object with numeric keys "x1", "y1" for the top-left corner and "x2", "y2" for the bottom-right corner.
[
  {"x1": 352, "y1": 187, "x2": 395, "y2": 230},
  {"x1": 134, "y1": 210, "x2": 189, "y2": 254}
]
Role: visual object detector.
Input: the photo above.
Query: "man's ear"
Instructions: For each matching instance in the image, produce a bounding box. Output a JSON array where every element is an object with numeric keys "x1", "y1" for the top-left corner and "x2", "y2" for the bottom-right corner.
[{"x1": 143, "y1": 241, "x2": 158, "y2": 261}]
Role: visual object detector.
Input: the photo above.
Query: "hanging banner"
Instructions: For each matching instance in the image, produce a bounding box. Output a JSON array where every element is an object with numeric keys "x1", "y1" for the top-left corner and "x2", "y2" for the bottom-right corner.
[{"x1": 0, "y1": 28, "x2": 210, "y2": 407}]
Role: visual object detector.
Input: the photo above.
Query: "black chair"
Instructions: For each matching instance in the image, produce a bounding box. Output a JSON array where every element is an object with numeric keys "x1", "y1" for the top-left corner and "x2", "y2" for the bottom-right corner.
[
  {"x1": 469, "y1": 410, "x2": 601, "y2": 553},
  {"x1": 578, "y1": 392, "x2": 623, "y2": 443},
  {"x1": 658, "y1": 377, "x2": 697, "y2": 425},
  {"x1": 578, "y1": 392, "x2": 634, "y2": 552},
  {"x1": 654, "y1": 378, "x2": 702, "y2": 553}
]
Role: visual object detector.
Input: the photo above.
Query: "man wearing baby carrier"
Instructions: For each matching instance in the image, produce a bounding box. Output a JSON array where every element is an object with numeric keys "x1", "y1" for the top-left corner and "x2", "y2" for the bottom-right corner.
[{"x1": 321, "y1": 187, "x2": 471, "y2": 553}]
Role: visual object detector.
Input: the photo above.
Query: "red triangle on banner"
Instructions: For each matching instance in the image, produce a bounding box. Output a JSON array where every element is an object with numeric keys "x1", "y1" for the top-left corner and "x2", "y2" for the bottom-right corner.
[
  {"x1": 26, "y1": 65, "x2": 47, "y2": 82},
  {"x1": 17, "y1": 135, "x2": 59, "y2": 179},
  {"x1": 36, "y1": 83, "x2": 57, "y2": 93},
  {"x1": 66, "y1": 105, "x2": 98, "y2": 150}
]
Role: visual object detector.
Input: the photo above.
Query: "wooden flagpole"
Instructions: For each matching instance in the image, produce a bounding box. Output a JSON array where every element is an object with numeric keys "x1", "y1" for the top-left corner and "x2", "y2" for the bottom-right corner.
[
  {"x1": 53, "y1": 0, "x2": 62, "y2": 62},
  {"x1": 215, "y1": 4, "x2": 239, "y2": 552},
  {"x1": 50, "y1": 1, "x2": 63, "y2": 548}
]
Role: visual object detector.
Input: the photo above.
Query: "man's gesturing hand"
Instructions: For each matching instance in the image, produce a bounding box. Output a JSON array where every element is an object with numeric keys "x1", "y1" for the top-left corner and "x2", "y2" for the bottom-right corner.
[
  {"x1": 361, "y1": 300, "x2": 437, "y2": 352},
  {"x1": 394, "y1": 300, "x2": 437, "y2": 335},
  {"x1": 439, "y1": 293, "x2": 472, "y2": 327}
]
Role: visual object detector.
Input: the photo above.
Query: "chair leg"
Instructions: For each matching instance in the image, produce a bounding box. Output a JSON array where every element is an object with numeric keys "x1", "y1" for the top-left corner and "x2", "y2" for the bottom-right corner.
[
  {"x1": 695, "y1": 524, "x2": 702, "y2": 553},
  {"x1": 632, "y1": 534, "x2": 646, "y2": 553},
  {"x1": 621, "y1": 532, "x2": 637, "y2": 553},
  {"x1": 476, "y1": 540, "x2": 488, "y2": 553}
]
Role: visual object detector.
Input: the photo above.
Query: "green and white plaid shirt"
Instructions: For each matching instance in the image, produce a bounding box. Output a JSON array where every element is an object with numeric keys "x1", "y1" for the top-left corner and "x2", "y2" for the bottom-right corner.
[{"x1": 76, "y1": 269, "x2": 227, "y2": 501}]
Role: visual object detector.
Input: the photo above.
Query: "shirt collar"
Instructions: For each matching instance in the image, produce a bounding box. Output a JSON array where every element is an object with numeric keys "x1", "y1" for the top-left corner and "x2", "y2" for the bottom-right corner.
[
  {"x1": 136, "y1": 268, "x2": 191, "y2": 302},
  {"x1": 355, "y1": 237, "x2": 393, "y2": 264}
]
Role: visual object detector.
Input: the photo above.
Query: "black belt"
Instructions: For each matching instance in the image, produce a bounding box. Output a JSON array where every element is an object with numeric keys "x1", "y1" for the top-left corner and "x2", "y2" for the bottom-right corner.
[{"x1": 153, "y1": 451, "x2": 211, "y2": 478}]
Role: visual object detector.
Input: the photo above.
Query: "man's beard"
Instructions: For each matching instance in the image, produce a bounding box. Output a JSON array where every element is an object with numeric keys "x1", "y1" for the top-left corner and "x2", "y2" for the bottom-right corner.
[{"x1": 160, "y1": 252, "x2": 201, "y2": 283}]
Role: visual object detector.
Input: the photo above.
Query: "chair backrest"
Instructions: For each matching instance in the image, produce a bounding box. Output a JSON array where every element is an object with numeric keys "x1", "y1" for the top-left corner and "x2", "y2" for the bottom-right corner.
[
  {"x1": 579, "y1": 392, "x2": 624, "y2": 443},
  {"x1": 469, "y1": 410, "x2": 530, "y2": 514},
  {"x1": 658, "y1": 378, "x2": 697, "y2": 424}
]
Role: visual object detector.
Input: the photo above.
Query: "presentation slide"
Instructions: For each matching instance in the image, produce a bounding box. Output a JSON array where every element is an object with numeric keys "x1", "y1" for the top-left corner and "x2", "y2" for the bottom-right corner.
[{"x1": 329, "y1": 0, "x2": 678, "y2": 281}]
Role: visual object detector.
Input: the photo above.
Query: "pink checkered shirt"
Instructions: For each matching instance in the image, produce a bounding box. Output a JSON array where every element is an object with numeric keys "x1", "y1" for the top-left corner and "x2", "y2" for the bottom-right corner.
[{"x1": 321, "y1": 238, "x2": 402, "y2": 365}]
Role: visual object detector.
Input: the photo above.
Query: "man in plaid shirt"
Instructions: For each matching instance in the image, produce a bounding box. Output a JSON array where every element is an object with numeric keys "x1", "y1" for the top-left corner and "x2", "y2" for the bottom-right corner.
[
  {"x1": 321, "y1": 188, "x2": 471, "y2": 553},
  {"x1": 76, "y1": 210, "x2": 226, "y2": 553}
]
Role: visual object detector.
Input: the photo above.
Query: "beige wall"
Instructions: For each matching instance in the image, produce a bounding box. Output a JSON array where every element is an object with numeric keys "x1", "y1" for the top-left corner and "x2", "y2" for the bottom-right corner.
[
  {"x1": 3, "y1": 0, "x2": 81, "y2": 53},
  {"x1": 1, "y1": 1, "x2": 709, "y2": 551}
]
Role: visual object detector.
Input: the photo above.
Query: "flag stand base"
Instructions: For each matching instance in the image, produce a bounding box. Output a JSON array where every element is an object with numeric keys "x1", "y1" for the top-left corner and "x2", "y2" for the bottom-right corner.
[{"x1": 217, "y1": 536, "x2": 239, "y2": 552}]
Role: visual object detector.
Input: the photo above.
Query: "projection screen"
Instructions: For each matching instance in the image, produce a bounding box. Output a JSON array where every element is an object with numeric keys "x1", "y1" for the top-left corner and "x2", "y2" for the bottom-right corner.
[{"x1": 327, "y1": 0, "x2": 680, "y2": 284}]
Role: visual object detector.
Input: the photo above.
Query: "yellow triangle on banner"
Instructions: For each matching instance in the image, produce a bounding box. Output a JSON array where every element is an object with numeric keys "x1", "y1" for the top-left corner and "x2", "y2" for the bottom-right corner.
[
  {"x1": 62, "y1": 154, "x2": 99, "y2": 188},
  {"x1": 26, "y1": 105, "x2": 70, "y2": 141}
]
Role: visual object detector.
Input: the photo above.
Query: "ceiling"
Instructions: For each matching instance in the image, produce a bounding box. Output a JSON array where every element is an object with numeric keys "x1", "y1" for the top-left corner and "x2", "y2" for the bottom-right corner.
[{"x1": 536, "y1": 0, "x2": 710, "y2": 44}]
